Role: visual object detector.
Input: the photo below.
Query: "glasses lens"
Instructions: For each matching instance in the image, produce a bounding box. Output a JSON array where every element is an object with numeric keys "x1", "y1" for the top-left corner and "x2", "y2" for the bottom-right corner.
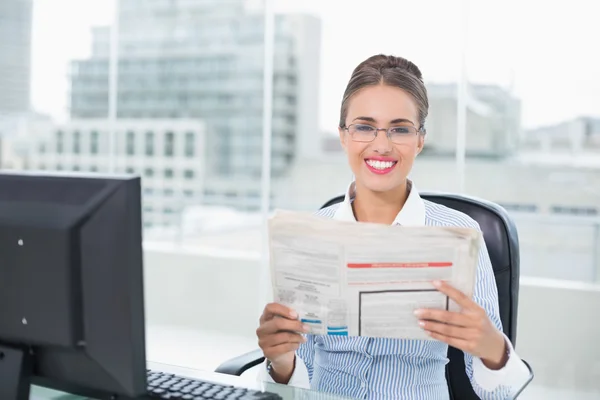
[
  {"x1": 349, "y1": 124, "x2": 375, "y2": 142},
  {"x1": 389, "y1": 126, "x2": 417, "y2": 143}
]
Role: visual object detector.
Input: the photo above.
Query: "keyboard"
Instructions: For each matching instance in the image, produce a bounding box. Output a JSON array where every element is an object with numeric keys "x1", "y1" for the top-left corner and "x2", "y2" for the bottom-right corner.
[{"x1": 146, "y1": 370, "x2": 283, "y2": 400}]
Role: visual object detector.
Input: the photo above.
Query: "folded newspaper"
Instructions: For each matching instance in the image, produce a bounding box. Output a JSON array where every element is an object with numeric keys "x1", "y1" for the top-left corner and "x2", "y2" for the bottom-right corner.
[{"x1": 268, "y1": 210, "x2": 482, "y2": 340}]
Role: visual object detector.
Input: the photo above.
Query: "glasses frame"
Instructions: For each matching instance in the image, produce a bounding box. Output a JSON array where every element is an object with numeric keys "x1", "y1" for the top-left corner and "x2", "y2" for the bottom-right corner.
[{"x1": 341, "y1": 123, "x2": 426, "y2": 144}]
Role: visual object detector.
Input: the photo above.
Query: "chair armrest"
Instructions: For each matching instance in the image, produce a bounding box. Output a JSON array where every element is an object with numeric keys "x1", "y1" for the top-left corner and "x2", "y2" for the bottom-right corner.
[
  {"x1": 513, "y1": 359, "x2": 534, "y2": 399},
  {"x1": 214, "y1": 349, "x2": 265, "y2": 376}
]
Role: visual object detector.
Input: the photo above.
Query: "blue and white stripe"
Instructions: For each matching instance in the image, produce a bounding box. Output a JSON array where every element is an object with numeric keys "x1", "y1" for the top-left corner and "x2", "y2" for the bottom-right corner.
[{"x1": 294, "y1": 201, "x2": 511, "y2": 399}]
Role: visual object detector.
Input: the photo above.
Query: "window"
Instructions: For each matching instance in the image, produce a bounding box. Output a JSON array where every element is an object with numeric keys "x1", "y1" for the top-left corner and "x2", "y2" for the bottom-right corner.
[
  {"x1": 126, "y1": 167, "x2": 135, "y2": 174},
  {"x1": 144, "y1": 188, "x2": 154, "y2": 195},
  {"x1": 145, "y1": 131, "x2": 154, "y2": 156},
  {"x1": 184, "y1": 190, "x2": 194, "y2": 198},
  {"x1": 90, "y1": 165, "x2": 98, "y2": 172},
  {"x1": 551, "y1": 205, "x2": 598, "y2": 216},
  {"x1": 144, "y1": 168, "x2": 154, "y2": 177},
  {"x1": 497, "y1": 203, "x2": 538, "y2": 213},
  {"x1": 90, "y1": 130, "x2": 99, "y2": 154},
  {"x1": 184, "y1": 169, "x2": 195, "y2": 179},
  {"x1": 164, "y1": 131, "x2": 174, "y2": 157},
  {"x1": 73, "y1": 131, "x2": 81, "y2": 153},
  {"x1": 164, "y1": 188, "x2": 174, "y2": 196},
  {"x1": 126, "y1": 131, "x2": 135, "y2": 155},
  {"x1": 56, "y1": 131, "x2": 64, "y2": 154},
  {"x1": 184, "y1": 131, "x2": 195, "y2": 157},
  {"x1": 164, "y1": 168, "x2": 174, "y2": 178}
]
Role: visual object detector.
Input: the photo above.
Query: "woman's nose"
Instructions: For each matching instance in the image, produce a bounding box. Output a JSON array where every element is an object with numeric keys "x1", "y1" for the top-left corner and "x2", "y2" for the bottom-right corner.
[{"x1": 372, "y1": 129, "x2": 393, "y2": 153}]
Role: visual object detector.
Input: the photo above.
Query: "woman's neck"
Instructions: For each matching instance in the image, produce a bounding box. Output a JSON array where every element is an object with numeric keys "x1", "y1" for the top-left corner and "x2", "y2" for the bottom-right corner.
[{"x1": 352, "y1": 180, "x2": 409, "y2": 225}]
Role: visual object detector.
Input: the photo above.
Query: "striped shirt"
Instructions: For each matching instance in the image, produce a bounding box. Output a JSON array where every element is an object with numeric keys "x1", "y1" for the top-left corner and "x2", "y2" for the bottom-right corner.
[{"x1": 260, "y1": 181, "x2": 530, "y2": 399}]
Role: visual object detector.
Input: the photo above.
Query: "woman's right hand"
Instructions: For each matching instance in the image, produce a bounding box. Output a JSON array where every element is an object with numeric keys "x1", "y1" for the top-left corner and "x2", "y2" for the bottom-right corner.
[{"x1": 256, "y1": 303, "x2": 309, "y2": 383}]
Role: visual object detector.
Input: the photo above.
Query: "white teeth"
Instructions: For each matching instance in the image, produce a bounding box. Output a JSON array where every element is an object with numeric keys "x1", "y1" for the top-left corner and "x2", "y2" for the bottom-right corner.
[{"x1": 366, "y1": 160, "x2": 395, "y2": 170}]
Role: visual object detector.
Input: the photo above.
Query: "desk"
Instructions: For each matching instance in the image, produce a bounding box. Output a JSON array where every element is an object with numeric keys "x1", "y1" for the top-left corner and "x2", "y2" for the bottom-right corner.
[{"x1": 29, "y1": 361, "x2": 353, "y2": 400}]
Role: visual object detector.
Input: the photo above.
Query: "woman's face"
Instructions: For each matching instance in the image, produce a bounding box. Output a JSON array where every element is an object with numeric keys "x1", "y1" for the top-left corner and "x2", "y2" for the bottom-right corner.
[{"x1": 339, "y1": 84, "x2": 424, "y2": 194}]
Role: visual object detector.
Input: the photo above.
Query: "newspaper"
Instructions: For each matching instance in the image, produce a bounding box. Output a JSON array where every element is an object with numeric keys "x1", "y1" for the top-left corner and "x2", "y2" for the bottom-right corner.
[{"x1": 268, "y1": 210, "x2": 482, "y2": 340}]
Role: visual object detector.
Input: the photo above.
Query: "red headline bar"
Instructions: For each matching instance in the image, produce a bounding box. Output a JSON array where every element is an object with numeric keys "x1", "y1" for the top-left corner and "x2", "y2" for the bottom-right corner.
[{"x1": 347, "y1": 262, "x2": 452, "y2": 269}]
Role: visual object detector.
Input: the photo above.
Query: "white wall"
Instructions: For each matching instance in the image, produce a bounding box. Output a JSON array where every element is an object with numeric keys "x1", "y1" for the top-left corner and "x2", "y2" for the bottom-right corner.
[{"x1": 142, "y1": 245, "x2": 600, "y2": 394}]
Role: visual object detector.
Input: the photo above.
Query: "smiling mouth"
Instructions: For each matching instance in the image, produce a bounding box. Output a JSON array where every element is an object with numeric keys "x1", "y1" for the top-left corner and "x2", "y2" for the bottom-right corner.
[{"x1": 365, "y1": 159, "x2": 397, "y2": 171}]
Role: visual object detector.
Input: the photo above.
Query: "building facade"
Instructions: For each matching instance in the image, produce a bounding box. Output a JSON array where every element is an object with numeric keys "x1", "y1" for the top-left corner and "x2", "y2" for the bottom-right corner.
[
  {"x1": 69, "y1": 0, "x2": 321, "y2": 208},
  {"x1": 0, "y1": 0, "x2": 32, "y2": 117},
  {"x1": 27, "y1": 119, "x2": 206, "y2": 228},
  {"x1": 425, "y1": 83, "x2": 521, "y2": 158}
]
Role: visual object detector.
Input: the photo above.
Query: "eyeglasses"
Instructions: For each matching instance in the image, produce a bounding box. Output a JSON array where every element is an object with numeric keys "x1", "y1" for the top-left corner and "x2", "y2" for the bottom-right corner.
[{"x1": 342, "y1": 123, "x2": 422, "y2": 144}]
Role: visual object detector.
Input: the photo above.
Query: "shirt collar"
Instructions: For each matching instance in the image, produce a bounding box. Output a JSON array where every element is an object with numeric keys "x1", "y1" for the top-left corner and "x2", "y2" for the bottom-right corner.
[{"x1": 332, "y1": 180, "x2": 426, "y2": 226}]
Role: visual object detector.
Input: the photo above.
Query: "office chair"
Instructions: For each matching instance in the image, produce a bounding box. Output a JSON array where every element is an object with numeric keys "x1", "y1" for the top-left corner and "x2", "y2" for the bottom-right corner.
[{"x1": 215, "y1": 192, "x2": 532, "y2": 399}]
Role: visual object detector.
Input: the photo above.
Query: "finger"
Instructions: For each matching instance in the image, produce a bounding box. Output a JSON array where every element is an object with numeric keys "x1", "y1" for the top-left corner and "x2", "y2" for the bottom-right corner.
[
  {"x1": 261, "y1": 331, "x2": 306, "y2": 349},
  {"x1": 425, "y1": 330, "x2": 473, "y2": 353},
  {"x1": 264, "y1": 342, "x2": 301, "y2": 360},
  {"x1": 258, "y1": 317, "x2": 309, "y2": 336},
  {"x1": 261, "y1": 303, "x2": 298, "y2": 323},
  {"x1": 432, "y1": 280, "x2": 475, "y2": 310},
  {"x1": 414, "y1": 309, "x2": 473, "y2": 328},
  {"x1": 419, "y1": 320, "x2": 475, "y2": 340}
]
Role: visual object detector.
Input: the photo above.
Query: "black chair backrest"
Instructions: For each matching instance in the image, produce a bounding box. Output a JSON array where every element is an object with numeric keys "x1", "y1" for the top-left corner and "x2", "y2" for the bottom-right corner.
[{"x1": 320, "y1": 192, "x2": 520, "y2": 400}]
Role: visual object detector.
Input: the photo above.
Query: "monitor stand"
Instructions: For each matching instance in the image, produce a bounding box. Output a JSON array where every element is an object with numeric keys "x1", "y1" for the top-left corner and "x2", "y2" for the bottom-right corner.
[{"x1": 0, "y1": 344, "x2": 32, "y2": 400}]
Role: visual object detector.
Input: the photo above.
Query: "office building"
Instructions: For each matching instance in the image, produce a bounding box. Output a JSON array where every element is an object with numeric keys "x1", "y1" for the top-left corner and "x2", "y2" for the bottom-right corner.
[
  {"x1": 69, "y1": 0, "x2": 321, "y2": 209},
  {"x1": 27, "y1": 119, "x2": 206, "y2": 228},
  {"x1": 522, "y1": 116, "x2": 600, "y2": 152},
  {"x1": 0, "y1": 0, "x2": 32, "y2": 117},
  {"x1": 424, "y1": 83, "x2": 521, "y2": 158}
]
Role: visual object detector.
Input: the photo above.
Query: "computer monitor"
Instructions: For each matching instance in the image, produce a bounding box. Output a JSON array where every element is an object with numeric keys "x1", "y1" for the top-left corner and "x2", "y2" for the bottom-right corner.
[{"x1": 0, "y1": 171, "x2": 147, "y2": 400}]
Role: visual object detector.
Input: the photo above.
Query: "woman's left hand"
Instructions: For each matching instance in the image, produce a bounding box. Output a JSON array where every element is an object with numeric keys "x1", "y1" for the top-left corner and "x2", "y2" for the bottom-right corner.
[{"x1": 414, "y1": 280, "x2": 508, "y2": 370}]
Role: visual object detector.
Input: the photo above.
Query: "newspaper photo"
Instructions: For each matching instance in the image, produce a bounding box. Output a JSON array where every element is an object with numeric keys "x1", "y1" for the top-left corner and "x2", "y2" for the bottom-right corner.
[{"x1": 268, "y1": 210, "x2": 482, "y2": 340}]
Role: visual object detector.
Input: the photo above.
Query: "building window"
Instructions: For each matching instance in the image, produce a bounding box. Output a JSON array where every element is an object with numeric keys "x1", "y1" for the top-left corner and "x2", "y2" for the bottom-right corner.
[
  {"x1": 56, "y1": 164, "x2": 63, "y2": 170},
  {"x1": 39, "y1": 164, "x2": 45, "y2": 170},
  {"x1": 39, "y1": 143, "x2": 46, "y2": 153},
  {"x1": 56, "y1": 130, "x2": 64, "y2": 154},
  {"x1": 164, "y1": 207, "x2": 175, "y2": 214},
  {"x1": 126, "y1": 131, "x2": 135, "y2": 155},
  {"x1": 144, "y1": 168, "x2": 154, "y2": 177},
  {"x1": 90, "y1": 165, "x2": 98, "y2": 172},
  {"x1": 126, "y1": 167, "x2": 135, "y2": 174},
  {"x1": 144, "y1": 188, "x2": 154, "y2": 195},
  {"x1": 90, "y1": 130, "x2": 99, "y2": 154},
  {"x1": 551, "y1": 205, "x2": 598, "y2": 216},
  {"x1": 164, "y1": 168, "x2": 174, "y2": 178},
  {"x1": 73, "y1": 165, "x2": 80, "y2": 171},
  {"x1": 164, "y1": 188, "x2": 174, "y2": 196},
  {"x1": 73, "y1": 131, "x2": 81, "y2": 153},
  {"x1": 145, "y1": 131, "x2": 154, "y2": 156},
  {"x1": 164, "y1": 131, "x2": 174, "y2": 157},
  {"x1": 184, "y1": 169, "x2": 194, "y2": 179},
  {"x1": 184, "y1": 132, "x2": 195, "y2": 157}
]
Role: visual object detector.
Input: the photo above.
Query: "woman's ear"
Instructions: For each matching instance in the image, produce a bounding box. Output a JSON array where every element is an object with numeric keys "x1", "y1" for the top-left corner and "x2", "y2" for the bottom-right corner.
[
  {"x1": 416, "y1": 133, "x2": 425, "y2": 155},
  {"x1": 338, "y1": 127, "x2": 348, "y2": 152}
]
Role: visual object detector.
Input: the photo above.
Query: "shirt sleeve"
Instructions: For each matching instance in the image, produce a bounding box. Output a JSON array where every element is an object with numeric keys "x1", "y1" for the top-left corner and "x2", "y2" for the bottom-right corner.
[
  {"x1": 257, "y1": 334, "x2": 315, "y2": 389},
  {"x1": 463, "y1": 223, "x2": 532, "y2": 399}
]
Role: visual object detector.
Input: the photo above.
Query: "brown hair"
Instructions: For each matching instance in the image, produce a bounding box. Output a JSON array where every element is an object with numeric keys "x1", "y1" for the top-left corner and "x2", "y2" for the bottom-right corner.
[{"x1": 339, "y1": 54, "x2": 428, "y2": 133}]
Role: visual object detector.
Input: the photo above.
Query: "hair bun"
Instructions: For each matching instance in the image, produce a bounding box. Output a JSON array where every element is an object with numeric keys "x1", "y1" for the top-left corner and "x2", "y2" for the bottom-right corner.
[{"x1": 355, "y1": 54, "x2": 424, "y2": 81}]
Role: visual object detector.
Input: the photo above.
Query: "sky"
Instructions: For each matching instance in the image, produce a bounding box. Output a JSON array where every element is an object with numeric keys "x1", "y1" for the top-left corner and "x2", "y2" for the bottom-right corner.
[{"x1": 30, "y1": 0, "x2": 600, "y2": 130}]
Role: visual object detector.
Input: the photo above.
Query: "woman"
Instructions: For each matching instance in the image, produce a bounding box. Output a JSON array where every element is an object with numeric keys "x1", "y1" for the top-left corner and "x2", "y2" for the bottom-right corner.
[{"x1": 256, "y1": 54, "x2": 529, "y2": 399}]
